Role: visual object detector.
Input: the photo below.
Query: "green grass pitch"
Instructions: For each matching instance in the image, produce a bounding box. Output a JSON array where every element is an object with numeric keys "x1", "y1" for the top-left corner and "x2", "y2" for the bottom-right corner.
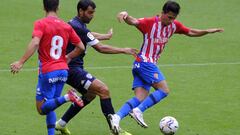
[{"x1": 0, "y1": 0, "x2": 239, "y2": 135}]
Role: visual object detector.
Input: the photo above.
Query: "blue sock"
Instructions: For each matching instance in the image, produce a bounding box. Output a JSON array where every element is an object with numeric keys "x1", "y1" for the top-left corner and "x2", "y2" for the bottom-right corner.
[
  {"x1": 138, "y1": 89, "x2": 167, "y2": 112},
  {"x1": 46, "y1": 111, "x2": 56, "y2": 135},
  {"x1": 117, "y1": 97, "x2": 140, "y2": 119},
  {"x1": 41, "y1": 96, "x2": 66, "y2": 114}
]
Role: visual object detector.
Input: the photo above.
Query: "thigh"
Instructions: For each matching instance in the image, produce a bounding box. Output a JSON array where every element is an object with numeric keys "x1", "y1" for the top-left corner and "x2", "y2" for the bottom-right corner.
[
  {"x1": 87, "y1": 79, "x2": 109, "y2": 98},
  {"x1": 67, "y1": 68, "x2": 96, "y2": 95}
]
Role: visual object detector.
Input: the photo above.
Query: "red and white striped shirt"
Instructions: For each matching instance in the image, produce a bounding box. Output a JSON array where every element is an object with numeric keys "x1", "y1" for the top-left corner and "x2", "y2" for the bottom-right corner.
[{"x1": 136, "y1": 16, "x2": 190, "y2": 64}]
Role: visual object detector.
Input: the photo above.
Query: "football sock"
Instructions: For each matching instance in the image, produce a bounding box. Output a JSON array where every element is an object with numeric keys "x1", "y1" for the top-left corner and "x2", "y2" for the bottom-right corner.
[
  {"x1": 138, "y1": 89, "x2": 167, "y2": 112},
  {"x1": 46, "y1": 111, "x2": 56, "y2": 135},
  {"x1": 41, "y1": 96, "x2": 67, "y2": 114},
  {"x1": 100, "y1": 98, "x2": 115, "y2": 129},
  {"x1": 61, "y1": 96, "x2": 90, "y2": 123},
  {"x1": 117, "y1": 97, "x2": 140, "y2": 119}
]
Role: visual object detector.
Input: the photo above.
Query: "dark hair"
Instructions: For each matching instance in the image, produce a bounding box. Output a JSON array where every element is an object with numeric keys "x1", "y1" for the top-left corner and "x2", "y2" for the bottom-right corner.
[
  {"x1": 43, "y1": 0, "x2": 59, "y2": 12},
  {"x1": 77, "y1": 0, "x2": 96, "y2": 12},
  {"x1": 162, "y1": 1, "x2": 180, "y2": 15}
]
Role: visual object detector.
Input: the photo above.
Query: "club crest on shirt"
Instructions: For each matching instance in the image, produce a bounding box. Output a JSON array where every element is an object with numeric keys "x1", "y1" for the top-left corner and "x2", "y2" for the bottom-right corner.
[{"x1": 154, "y1": 73, "x2": 159, "y2": 79}]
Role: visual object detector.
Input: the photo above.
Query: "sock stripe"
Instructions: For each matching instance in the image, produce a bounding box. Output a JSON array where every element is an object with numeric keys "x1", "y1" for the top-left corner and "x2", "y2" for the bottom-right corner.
[
  {"x1": 47, "y1": 124, "x2": 55, "y2": 129},
  {"x1": 126, "y1": 101, "x2": 134, "y2": 109},
  {"x1": 149, "y1": 94, "x2": 158, "y2": 104}
]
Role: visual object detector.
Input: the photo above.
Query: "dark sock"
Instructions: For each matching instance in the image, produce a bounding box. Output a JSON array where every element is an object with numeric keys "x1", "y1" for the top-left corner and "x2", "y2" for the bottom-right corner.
[
  {"x1": 61, "y1": 96, "x2": 90, "y2": 123},
  {"x1": 100, "y1": 98, "x2": 115, "y2": 129}
]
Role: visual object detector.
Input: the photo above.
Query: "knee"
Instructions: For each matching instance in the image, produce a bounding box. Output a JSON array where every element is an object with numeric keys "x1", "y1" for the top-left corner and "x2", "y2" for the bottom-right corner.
[
  {"x1": 36, "y1": 105, "x2": 45, "y2": 115},
  {"x1": 36, "y1": 100, "x2": 45, "y2": 115},
  {"x1": 99, "y1": 85, "x2": 110, "y2": 98},
  {"x1": 162, "y1": 88, "x2": 170, "y2": 94}
]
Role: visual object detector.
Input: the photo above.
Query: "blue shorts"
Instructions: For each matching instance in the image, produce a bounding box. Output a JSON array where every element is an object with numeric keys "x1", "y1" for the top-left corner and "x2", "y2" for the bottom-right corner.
[
  {"x1": 36, "y1": 70, "x2": 68, "y2": 101},
  {"x1": 132, "y1": 61, "x2": 165, "y2": 91},
  {"x1": 66, "y1": 67, "x2": 95, "y2": 95}
]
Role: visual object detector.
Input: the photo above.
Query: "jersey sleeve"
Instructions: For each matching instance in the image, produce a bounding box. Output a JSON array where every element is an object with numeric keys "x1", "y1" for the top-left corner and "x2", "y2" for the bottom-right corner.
[
  {"x1": 136, "y1": 17, "x2": 155, "y2": 33},
  {"x1": 32, "y1": 20, "x2": 43, "y2": 38},
  {"x1": 73, "y1": 26, "x2": 99, "y2": 46},
  {"x1": 174, "y1": 20, "x2": 190, "y2": 34},
  {"x1": 69, "y1": 27, "x2": 81, "y2": 45}
]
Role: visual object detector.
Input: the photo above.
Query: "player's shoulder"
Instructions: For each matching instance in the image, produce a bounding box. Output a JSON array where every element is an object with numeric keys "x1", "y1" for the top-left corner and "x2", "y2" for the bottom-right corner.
[
  {"x1": 173, "y1": 19, "x2": 183, "y2": 25},
  {"x1": 139, "y1": 16, "x2": 155, "y2": 21},
  {"x1": 69, "y1": 17, "x2": 85, "y2": 29}
]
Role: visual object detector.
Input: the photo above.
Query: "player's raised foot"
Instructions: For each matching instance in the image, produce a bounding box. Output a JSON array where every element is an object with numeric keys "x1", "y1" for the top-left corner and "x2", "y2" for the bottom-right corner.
[
  {"x1": 55, "y1": 121, "x2": 71, "y2": 135},
  {"x1": 67, "y1": 89, "x2": 84, "y2": 107},
  {"x1": 108, "y1": 114, "x2": 121, "y2": 135},
  {"x1": 129, "y1": 108, "x2": 148, "y2": 128}
]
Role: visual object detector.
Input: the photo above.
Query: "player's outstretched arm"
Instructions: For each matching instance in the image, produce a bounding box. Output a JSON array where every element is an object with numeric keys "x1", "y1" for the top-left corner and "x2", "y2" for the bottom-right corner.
[
  {"x1": 91, "y1": 28, "x2": 113, "y2": 41},
  {"x1": 93, "y1": 43, "x2": 138, "y2": 56},
  {"x1": 186, "y1": 28, "x2": 224, "y2": 37},
  {"x1": 117, "y1": 11, "x2": 139, "y2": 26},
  {"x1": 10, "y1": 37, "x2": 40, "y2": 74}
]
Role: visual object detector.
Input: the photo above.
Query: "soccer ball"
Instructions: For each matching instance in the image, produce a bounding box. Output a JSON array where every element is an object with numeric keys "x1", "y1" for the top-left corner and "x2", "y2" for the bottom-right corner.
[{"x1": 159, "y1": 116, "x2": 179, "y2": 135}]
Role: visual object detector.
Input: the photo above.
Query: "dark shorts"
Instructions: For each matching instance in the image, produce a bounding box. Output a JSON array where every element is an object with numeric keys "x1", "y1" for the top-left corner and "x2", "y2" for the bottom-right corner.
[{"x1": 67, "y1": 67, "x2": 95, "y2": 95}]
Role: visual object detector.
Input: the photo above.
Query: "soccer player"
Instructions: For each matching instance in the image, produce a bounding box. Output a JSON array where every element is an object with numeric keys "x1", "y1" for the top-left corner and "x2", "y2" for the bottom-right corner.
[
  {"x1": 10, "y1": 0, "x2": 85, "y2": 135},
  {"x1": 55, "y1": 0, "x2": 137, "y2": 135},
  {"x1": 108, "y1": 1, "x2": 224, "y2": 134}
]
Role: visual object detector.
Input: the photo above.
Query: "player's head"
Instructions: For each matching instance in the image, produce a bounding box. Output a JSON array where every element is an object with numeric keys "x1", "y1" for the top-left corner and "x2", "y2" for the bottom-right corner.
[
  {"x1": 43, "y1": 0, "x2": 59, "y2": 12},
  {"x1": 77, "y1": 0, "x2": 96, "y2": 24},
  {"x1": 161, "y1": 1, "x2": 180, "y2": 26}
]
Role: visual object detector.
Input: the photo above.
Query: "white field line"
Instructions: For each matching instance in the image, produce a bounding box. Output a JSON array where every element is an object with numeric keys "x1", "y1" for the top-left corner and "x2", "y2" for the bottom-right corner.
[{"x1": 1, "y1": 62, "x2": 240, "y2": 72}]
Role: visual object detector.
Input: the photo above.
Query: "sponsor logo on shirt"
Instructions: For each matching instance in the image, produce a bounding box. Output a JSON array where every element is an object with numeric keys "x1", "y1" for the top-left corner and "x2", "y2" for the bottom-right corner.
[{"x1": 154, "y1": 37, "x2": 168, "y2": 44}]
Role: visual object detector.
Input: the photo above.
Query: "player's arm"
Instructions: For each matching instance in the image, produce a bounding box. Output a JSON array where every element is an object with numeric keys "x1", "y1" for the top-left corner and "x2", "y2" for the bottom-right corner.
[
  {"x1": 185, "y1": 28, "x2": 224, "y2": 37},
  {"x1": 117, "y1": 11, "x2": 139, "y2": 26},
  {"x1": 66, "y1": 41, "x2": 85, "y2": 63},
  {"x1": 10, "y1": 37, "x2": 40, "y2": 74},
  {"x1": 92, "y1": 43, "x2": 138, "y2": 56},
  {"x1": 91, "y1": 28, "x2": 113, "y2": 40}
]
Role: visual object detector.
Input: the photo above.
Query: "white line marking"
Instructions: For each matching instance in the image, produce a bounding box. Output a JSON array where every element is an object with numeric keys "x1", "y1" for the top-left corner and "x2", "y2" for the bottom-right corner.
[{"x1": 2, "y1": 62, "x2": 240, "y2": 72}]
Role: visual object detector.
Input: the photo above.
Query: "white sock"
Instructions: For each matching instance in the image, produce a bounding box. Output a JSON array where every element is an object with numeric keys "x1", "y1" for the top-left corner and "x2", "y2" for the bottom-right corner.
[
  {"x1": 64, "y1": 94, "x2": 70, "y2": 101},
  {"x1": 57, "y1": 119, "x2": 67, "y2": 127}
]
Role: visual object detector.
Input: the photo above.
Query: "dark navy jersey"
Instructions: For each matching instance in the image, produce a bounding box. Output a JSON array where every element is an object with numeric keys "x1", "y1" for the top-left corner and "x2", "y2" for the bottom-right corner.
[{"x1": 67, "y1": 16, "x2": 99, "y2": 68}]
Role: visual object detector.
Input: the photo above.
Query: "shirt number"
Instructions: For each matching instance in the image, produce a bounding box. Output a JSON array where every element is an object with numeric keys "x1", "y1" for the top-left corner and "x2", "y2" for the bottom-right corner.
[{"x1": 50, "y1": 36, "x2": 63, "y2": 60}]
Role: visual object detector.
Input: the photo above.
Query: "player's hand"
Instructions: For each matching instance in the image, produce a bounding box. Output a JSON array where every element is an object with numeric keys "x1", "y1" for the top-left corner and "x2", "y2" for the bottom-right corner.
[
  {"x1": 10, "y1": 61, "x2": 23, "y2": 74},
  {"x1": 117, "y1": 11, "x2": 128, "y2": 23},
  {"x1": 123, "y1": 48, "x2": 138, "y2": 56},
  {"x1": 207, "y1": 28, "x2": 224, "y2": 33},
  {"x1": 65, "y1": 55, "x2": 72, "y2": 64},
  {"x1": 106, "y1": 28, "x2": 113, "y2": 40}
]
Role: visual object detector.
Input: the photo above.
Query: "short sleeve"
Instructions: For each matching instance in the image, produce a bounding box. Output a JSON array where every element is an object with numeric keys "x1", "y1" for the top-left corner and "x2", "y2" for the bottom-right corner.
[
  {"x1": 136, "y1": 17, "x2": 155, "y2": 34},
  {"x1": 174, "y1": 20, "x2": 190, "y2": 34},
  {"x1": 32, "y1": 21, "x2": 43, "y2": 38}
]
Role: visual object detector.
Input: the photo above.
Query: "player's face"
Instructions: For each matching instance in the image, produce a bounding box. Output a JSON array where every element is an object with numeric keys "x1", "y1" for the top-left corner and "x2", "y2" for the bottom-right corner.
[
  {"x1": 161, "y1": 11, "x2": 177, "y2": 26},
  {"x1": 79, "y1": 6, "x2": 95, "y2": 24}
]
